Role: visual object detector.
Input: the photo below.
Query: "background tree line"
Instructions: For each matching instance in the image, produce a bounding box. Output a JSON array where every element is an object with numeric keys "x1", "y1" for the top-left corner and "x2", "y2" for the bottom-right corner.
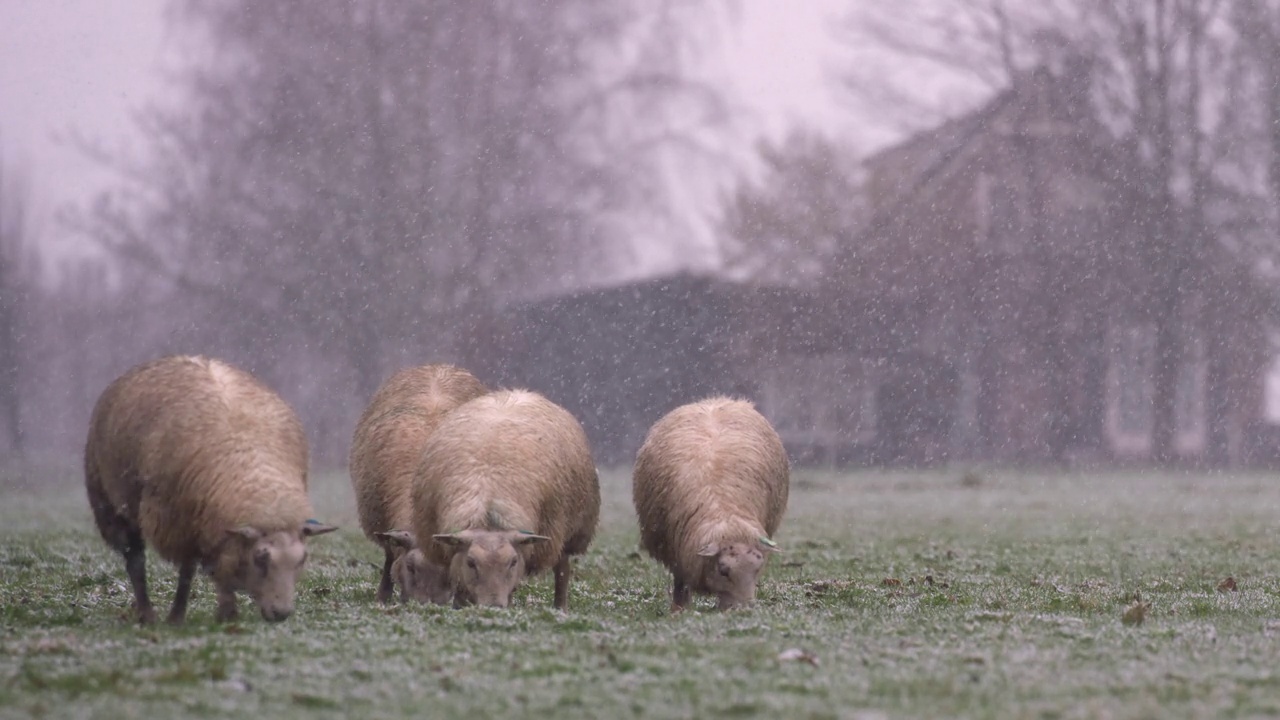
[
  {"x1": 3, "y1": 0, "x2": 1280, "y2": 469},
  {"x1": 1, "y1": 0, "x2": 731, "y2": 466}
]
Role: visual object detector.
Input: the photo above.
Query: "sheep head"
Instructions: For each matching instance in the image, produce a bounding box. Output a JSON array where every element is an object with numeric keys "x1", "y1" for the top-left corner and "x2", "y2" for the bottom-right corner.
[
  {"x1": 697, "y1": 537, "x2": 780, "y2": 610},
  {"x1": 213, "y1": 521, "x2": 336, "y2": 622},
  {"x1": 433, "y1": 529, "x2": 549, "y2": 608},
  {"x1": 375, "y1": 530, "x2": 452, "y2": 605}
]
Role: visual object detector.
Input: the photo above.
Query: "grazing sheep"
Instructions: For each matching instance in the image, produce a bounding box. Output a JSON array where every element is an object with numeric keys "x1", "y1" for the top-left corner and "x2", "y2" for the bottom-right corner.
[
  {"x1": 412, "y1": 389, "x2": 599, "y2": 609},
  {"x1": 349, "y1": 364, "x2": 488, "y2": 604},
  {"x1": 84, "y1": 355, "x2": 336, "y2": 625},
  {"x1": 632, "y1": 396, "x2": 789, "y2": 611}
]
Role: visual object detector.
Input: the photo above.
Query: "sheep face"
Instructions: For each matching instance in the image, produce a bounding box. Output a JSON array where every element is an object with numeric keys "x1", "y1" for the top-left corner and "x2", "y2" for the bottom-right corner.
[
  {"x1": 698, "y1": 539, "x2": 778, "y2": 610},
  {"x1": 376, "y1": 531, "x2": 452, "y2": 605},
  {"x1": 434, "y1": 529, "x2": 549, "y2": 608},
  {"x1": 216, "y1": 522, "x2": 336, "y2": 622}
]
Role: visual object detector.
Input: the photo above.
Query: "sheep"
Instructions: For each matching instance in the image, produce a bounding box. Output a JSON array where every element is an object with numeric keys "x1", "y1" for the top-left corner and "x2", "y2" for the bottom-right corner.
[
  {"x1": 411, "y1": 389, "x2": 600, "y2": 609},
  {"x1": 632, "y1": 396, "x2": 789, "y2": 611},
  {"x1": 83, "y1": 355, "x2": 337, "y2": 625},
  {"x1": 349, "y1": 364, "x2": 488, "y2": 604}
]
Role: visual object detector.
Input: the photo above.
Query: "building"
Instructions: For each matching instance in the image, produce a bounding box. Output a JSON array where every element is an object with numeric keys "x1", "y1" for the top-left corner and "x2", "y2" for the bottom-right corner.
[{"x1": 488, "y1": 66, "x2": 1274, "y2": 468}]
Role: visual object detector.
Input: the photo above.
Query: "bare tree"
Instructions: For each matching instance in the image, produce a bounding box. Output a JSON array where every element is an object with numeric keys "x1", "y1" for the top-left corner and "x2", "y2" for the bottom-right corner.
[
  {"x1": 840, "y1": 1, "x2": 1079, "y2": 131},
  {"x1": 721, "y1": 131, "x2": 864, "y2": 286},
  {"x1": 0, "y1": 149, "x2": 32, "y2": 458},
  {"x1": 79, "y1": 0, "x2": 733, "y2": 404}
]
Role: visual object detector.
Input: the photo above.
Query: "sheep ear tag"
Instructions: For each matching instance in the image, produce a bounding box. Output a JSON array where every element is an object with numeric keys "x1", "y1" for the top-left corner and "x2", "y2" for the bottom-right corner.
[
  {"x1": 302, "y1": 519, "x2": 338, "y2": 537},
  {"x1": 758, "y1": 536, "x2": 781, "y2": 553},
  {"x1": 514, "y1": 530, "x2": 551, "y2": 545}
]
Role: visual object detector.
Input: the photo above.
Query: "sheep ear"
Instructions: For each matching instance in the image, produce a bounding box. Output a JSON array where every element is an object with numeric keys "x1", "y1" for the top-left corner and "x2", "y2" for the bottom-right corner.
[
  {"x1": 758, "y1": 536, "x2": 782, "y2": 553},
  {"x1": 302, "y1": 520, "x2": 338, "y2": 537},
  {"x1": 433, "y1": 533, "x2": 470, "y2": 549},
  {"x1": 374, "y1": 530, "x2": 416, "y2": 550},
  {"x1": 512, "y1": 532, "x2": 550, "y2": 546},
  {"x1": 227, "y1": 526, "x2": 263, "y2": 542},
  {"x1": 696, "y1": 543, "x2": 720, "y2": 557}
]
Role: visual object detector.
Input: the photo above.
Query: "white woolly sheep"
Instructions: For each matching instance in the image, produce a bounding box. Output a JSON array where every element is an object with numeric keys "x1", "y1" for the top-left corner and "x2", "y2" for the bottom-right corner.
[
  {"x1": 411, "y1": 389, "x2": 600, "y2": 609},
  {"x1": 632, "y1": 396, "x2": 789, "y2": 611},
  {"x1": 84, "y1": 355, "x2": 337, "y2": 624},
  {"x1": 349, "y1": 364, "x2": 487, "y2": 604}
]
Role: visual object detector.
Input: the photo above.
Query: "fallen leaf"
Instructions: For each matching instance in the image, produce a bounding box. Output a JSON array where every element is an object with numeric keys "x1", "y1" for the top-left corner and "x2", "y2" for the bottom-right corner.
[
  {"x1": 805, "y1": 579, "x2": 852, "y2": 595},
  {"x1": 778, "y1": 648, "x2": 820, "y2": 666},
  {"x1": 1122, "y1": 601, "x2": 1148, "y2": 626},
  {"x1": 882, "y1": 578, "x2": 902, "y2": 587}
]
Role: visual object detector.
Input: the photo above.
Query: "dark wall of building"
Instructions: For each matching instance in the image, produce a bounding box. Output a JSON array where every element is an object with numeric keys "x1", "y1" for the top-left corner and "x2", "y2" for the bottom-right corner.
[{"x1": 493, "y1": 274, "x2": 751, "y2": 466}]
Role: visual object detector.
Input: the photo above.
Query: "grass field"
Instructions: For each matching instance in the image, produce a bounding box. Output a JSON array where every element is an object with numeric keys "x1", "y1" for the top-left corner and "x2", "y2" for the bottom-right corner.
[{"x1": 4, "y1": 465, "x2": 1280, "y2": 719}]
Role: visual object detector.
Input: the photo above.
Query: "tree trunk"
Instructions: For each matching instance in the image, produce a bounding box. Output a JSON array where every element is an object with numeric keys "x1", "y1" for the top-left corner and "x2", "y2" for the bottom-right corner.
[
  {"x1": 1149, "y1": 302, "x2": 1182, "y2": 465},
  {"x1": 1202, "y1": 330, "x2": 1232, "y2": 468},
  {"x1": 0, "y1": 299, "x2": 20, "y2": 455}
]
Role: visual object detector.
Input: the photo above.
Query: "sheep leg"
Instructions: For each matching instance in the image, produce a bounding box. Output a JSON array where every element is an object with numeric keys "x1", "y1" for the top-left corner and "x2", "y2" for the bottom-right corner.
[
  {"x1": 122, "y1": 531, "x2": 156, "y2": 625},
  {"x1": 376, "y1": 548, "x2": 395, "y2": 604},
  {"x1": 166, "y1": 560, "x2": 196, "y2": 625},
  {"x1": 214, "y1": 587, "x2": 239, "y2": 622},
  {"x1": 670, "y1": 575, "x2": 691, "y2": 613},
  {"x1": 553, "y1": 555, "x2": 572, "y2": 610}
]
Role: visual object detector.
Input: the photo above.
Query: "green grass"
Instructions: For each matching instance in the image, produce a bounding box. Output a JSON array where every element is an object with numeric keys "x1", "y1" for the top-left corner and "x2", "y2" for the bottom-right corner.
[{"x1": 4, "y1": 466, "x2": 1280, "y2": 719}]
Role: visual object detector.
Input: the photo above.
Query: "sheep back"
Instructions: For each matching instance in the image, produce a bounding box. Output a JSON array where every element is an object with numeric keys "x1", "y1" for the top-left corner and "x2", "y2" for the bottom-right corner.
[
  {"x1": 84, "y1": 355, "x2": 312, "y2": 564},
  {"x1": 412, "y1": 389, "x2": 599, "y2": 576},
  {"x1": 350, "y1": 364, "x2": 488, "y2": 541}
]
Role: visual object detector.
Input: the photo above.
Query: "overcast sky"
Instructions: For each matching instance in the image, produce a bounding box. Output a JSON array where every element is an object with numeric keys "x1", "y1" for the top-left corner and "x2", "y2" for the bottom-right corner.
[{"x1": 0, "y1": 1, "x2": 888, "y2": 260}]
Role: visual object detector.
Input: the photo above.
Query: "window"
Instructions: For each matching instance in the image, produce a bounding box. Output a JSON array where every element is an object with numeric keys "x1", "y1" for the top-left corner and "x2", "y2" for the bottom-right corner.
[
  {"x1": 1174, "y1": 337, "x2": 1205, "y2": 449},
  {"x1": 974, "y1": 169, "x2": 1024, "y2": 252},
  {"x1": 1114, "y1": 325, "x2": 1154, "y2": 437},
  {"x1": 759, "y1": 354, "x2": 876, "y2": 443}
]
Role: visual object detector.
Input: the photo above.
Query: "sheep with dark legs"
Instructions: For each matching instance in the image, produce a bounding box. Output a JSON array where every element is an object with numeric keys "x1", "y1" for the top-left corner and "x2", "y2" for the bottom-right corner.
[
  {"x1": 633, "y1": 397, "x2": 789, "y2": 612},
  {"x1": 84, "y1": 355, "x2": 336, "y2": 625},
  {"x1": 349, "y1": 364, "x2": 487, "y2": 604},
  {"x1": 412, "y1": 389, "x2": 600, "y2": 609}
]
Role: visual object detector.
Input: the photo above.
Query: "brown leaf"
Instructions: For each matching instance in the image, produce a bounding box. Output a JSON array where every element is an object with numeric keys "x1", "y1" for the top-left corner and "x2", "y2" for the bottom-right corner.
[
  {"x1": 1217, "y1": 577, "x2": 1238, "y2": 593},
  {"x1": 1122, "y1": 601, "x2": 1148, "y2": 626},
  {"x1": 882, "y1": 578, "x2": 902, "y2": 587},
  {"x1": 806, "y1": 579, "x2": 852, "y2": 595},
  {"x1": 778, "y1": 648, "x2": 820, "y2": 666}
]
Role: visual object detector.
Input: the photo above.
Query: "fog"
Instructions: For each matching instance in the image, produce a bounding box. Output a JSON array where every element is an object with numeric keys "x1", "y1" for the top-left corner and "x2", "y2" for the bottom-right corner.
[{"x1": 1, "y1": 0, "x2": 1277, "y2": 472}]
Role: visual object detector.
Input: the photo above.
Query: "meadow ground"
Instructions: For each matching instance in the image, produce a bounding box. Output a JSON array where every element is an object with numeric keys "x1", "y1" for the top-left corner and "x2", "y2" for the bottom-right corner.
[{"x1": 3, "y1": 464, "x2": 1280, "y2": 719}]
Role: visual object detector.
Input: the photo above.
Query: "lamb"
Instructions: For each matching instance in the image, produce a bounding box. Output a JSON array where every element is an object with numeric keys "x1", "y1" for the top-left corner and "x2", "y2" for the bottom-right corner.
[
  {"x1": 349, "y1": 364, "x2": 488, "y2": 604},
  {"x1": 632, "y1": 396, "x2": 789, "y2": 611},
  {"x1": 84, "y1": 355, "x2": 337, "y2": 625},
  {"x1": 411, "y1": 389, "x2": 600, "y2": 609}
]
